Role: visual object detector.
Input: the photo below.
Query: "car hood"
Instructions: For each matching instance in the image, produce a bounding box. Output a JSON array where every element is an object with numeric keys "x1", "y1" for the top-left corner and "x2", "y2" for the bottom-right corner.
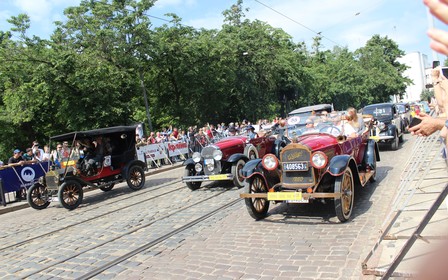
[
  {"x1": 214, "y1": 136, "x2": 248, "y2": 150},
  {"x1": 296, "y1": 133, "x2": 338, "y2": 150}
]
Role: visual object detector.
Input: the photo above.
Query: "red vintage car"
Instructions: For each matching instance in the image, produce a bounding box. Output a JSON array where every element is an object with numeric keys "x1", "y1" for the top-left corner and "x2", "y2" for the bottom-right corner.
[
  {"x1": 240, "y1": 113, "x2": 380, "y2": 222},
  {"x1": 182, "y1": 131, "x2": 286, "y2": 190}
]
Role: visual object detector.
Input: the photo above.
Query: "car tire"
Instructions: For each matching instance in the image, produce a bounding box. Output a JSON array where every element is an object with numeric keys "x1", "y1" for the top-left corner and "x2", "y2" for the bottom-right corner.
[
  {"x1": 231, "y1": 159, "x2": 246, "y2": 188},
  {"x1": 334, "y1": 167, "x2": 354, "y2": 223},
  {"x1": 126, "y1": 165, "x2": 145, "y2": 190},
  {"x1": 391, "y1": 133, "x2": 399, "y2": 150},
  {"x1": 184, "y1": 167, "x2": 202, "y2": 191},
  {"x1": 244, "y1": 175, "x2": 269, "y2": 220},
  {"x1": 27, "y1": 183, "x2": 51, "y2": 210},
  {"x1": 58, "y1": 180, "x2": 83, "y2": 210},
  {"x1": 100, "y1": 183, "x2": 115, "y2": 192}
]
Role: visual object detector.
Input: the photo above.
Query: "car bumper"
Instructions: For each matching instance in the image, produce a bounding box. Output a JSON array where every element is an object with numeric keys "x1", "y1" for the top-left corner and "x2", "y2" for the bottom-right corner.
[{"x1": 182, "y1": 173, "x2": 234, "y2": 182}]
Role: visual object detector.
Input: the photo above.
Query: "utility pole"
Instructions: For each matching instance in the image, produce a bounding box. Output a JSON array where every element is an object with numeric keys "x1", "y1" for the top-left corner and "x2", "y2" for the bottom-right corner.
[{"x1": 139, "y1": 71, "x2": 153, "y2": 132}]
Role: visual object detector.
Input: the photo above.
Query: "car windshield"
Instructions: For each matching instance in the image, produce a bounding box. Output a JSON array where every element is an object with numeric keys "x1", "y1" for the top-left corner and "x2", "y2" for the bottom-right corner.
[
  {"x1": 363, "y1": 106, "x2": 392, "y2": 118},
  {"x1": 396, "y1": 105, "x2": 406, "y2": 114},
  {"x1": 286, "y1": 112, "x2": 343, "y2": 138}
]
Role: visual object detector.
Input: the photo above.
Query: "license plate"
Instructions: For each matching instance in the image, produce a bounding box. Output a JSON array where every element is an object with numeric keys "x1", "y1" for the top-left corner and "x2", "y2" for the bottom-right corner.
[
  {"x1": 204, "y1": 158, "x2": 214, "y2": 165},
  {"x1": 283, "y1": 162, "x2": 308, "y2": 171},
  {"x1": 61, "y1": 160, "x2": 76, "y2": 168},
  {"x1": 209, "y1": 174, "x2": 228, "y2": 180},
  {"x1": 268, "y1": 192, "x2": 303, "y2": 201}
]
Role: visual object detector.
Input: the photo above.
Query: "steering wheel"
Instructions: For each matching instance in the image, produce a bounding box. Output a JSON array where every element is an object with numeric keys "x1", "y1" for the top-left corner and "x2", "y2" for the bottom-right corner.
[{"x1": 319, "y1": 125, "x2": 341, "y2": 136}]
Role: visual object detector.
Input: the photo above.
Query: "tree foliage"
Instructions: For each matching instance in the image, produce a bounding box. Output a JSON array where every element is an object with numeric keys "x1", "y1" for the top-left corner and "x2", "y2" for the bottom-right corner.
[{"x1": 0, "y1": 0, "x2": 411, "y2": 161}]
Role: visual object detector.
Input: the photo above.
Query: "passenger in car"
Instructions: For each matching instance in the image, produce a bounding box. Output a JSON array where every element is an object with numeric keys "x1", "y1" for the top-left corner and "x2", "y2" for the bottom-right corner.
[
  {"x1": 334, "y1": 114, "x2": 357, "y2": 138},
  {"x1": 346, "y1": 107, "x2": 365, "y2": 135}
]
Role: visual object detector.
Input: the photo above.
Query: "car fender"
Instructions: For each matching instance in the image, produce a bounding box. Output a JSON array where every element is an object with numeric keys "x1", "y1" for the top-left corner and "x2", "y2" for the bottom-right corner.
[
  {"x1": 328, "y1": 155, "x2": 362, "y2": 186},
  {"x1": 272, "y1": 139, "x2": 286, "y2": 158},
  {"x1": 122, "y1": 159, "x2": 146, "y2": 177},
  {"x1": 241, "y1": 159, "x2": 263, "y2": 178},
  {"x1": 241, "y1": 159, "x2": 278, "y2": 189},
  {"x1": 387, "y1": 124, "x2": 398, "y2": 138},
  {"x1": 183, "y1": 158, "x2": 196, "y2": 167},
  {"x1": 227, "y1": 153, "x2": 249, "y2": 164},
  {"x1": 61, "y1": 175, "x2": 89, "y2": 187},
  {"x1": 365, "y1": 139, "x2": 380, "y2": 165}
]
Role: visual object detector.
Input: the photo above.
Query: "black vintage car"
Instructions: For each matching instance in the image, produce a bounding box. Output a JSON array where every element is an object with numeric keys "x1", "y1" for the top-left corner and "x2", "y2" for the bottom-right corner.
[
  {"x1": 26, "y1": 125, "x2": 147, "y2": 210},
  {"x1": 362, "y1": 103, "x2": 404, "y2": 150}
]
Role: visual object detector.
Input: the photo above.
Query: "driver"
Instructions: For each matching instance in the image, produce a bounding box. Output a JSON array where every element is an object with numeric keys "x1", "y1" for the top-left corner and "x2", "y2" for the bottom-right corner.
[
  {"x1": 301, "y1": 118, "x2": 319, "y2": 134},
  {"x1": 80, "y1": 136, "x2": 104, "y2": 175}
]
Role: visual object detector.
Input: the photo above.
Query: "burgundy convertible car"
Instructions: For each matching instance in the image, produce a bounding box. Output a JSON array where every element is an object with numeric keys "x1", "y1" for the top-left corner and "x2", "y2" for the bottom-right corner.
[
  {"x1": 240, "y1": 113, "x2": 380, "y2": 222},
  {"x1": 182, "y1": 130, "x2": 286, "y2": 190}
]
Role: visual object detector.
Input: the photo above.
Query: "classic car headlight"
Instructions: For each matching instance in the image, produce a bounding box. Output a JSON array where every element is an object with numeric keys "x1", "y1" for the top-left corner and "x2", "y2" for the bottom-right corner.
[
  {"x1": 192, "y1": 152, "x2": 201, "y2": 163},
  {"x1": 378, "y1": 122, "x2": 386, "y2": 130},
  {"x1": 38, "y1": 176, "x2": 45, "y2": 185},
  {"x1": 213, "y1": 149, "x2": 223, "y2": 161},
  {"x1": 311, "y1": 151, "x2": 328, "y2": 169},
  {"x1": 195, "y1": 163, "x2": 203, "y2": 172},
  {"x1": 262, "y1": 154, "x2": 278, "y2": 171}
]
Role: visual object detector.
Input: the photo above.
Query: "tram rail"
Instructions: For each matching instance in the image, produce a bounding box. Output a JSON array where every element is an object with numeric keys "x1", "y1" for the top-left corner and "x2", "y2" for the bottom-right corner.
[{"x1": 17, "y1": 189, "x2": 241, "y2": 279}]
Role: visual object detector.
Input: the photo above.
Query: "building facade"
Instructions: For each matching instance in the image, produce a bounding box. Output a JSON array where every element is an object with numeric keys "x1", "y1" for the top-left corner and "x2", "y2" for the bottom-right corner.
[{"x1": 397, "y1": 52, "x2": 430, "y2": 103}]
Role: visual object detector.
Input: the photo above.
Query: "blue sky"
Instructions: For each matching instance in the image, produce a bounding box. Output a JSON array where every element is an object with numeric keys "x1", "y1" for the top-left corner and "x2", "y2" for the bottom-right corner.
[{"x1": 1, "y1": 0, "x2": 447, "y2": 61}]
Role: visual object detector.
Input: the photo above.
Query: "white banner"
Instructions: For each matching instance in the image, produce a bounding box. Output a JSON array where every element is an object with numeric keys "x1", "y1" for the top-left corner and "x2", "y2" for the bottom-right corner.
[
  {"x1": 165, "y1": 141, "x2": 189, "y2": 157},
  {"x1": 136, "y1": 143, "x2": 168, "y2": 162}
]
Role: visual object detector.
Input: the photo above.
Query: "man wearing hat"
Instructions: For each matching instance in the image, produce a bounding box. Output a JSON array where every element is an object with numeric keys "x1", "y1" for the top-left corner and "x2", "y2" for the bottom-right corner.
[
  {"x1": 8, "y1": 149, "x2": 24, "y2": 165},
  {"x1": 228, "y1": 126, "x2": 237, "y2": 136},
  {"x1": 247, "y1": 125, "x2": 257, "y2": 139}
]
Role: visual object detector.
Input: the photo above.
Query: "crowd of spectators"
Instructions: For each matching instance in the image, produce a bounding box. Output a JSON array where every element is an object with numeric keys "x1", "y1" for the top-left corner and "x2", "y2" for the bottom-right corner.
[
  {"x1": 0, "y1": 118, "x2": 278, "y2": 168},
  {"x1": 135, "y1": 118, "x2": 281, "y2": 154}
]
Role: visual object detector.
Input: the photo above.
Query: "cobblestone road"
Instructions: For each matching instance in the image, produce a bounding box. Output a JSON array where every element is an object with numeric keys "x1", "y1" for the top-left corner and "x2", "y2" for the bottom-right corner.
[{"x1": 0, "y1": 134, "x2": 424, "y2": 280}]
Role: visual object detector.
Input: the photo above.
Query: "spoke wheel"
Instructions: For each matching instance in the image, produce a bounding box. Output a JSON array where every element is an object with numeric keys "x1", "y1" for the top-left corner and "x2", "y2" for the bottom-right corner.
[
  {"x1": 27, "y1": 183, "x2": 50, "y2": 210},
  {"x1": 244, "y1": 176, "x2": 269, "y2": 220},
  {"x1": 126, "y1": 165, "x2": 145, "y2": 190},
  {"x1": 334, "y1": 168, "x2": 354, "y2": 222},
  {"x1": 184, "y1": 167, "x2": 202, "y2": 191},
  {"x1": 58, "y1": 180, "x2": 83, "y2": 210},
  {"x1": 231, "y1": 159, "x2": 246, "y2": 188}
]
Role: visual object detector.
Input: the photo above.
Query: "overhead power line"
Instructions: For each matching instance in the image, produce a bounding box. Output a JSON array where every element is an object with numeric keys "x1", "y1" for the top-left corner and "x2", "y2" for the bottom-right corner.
[{"x1": 253, "y1": 0, "x2": 342, "y2": 47}]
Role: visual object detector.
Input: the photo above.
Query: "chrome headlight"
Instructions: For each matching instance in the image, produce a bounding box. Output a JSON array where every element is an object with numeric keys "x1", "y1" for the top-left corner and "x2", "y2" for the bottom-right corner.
[
  {"x1": 311, "y1": 151, "x2": 328, "y2": 169},
  {"x1": 194, "y1": 163, "x2": 203, "y2": 172},
  {"x1": 38, "y1": 176, "x2": 45, "y2": 185},
  {"x1": 262, "y1": 154, "x2": 278, "y2": 171},
  {"x1": 378, "y1": 122, "x2": 386, "y2": 130},
  {"x1": 192, "y1": 152, "x2": 201, "y2": 163},
  {"x1": 213, "y1": 149, "x2": 223, "y2": 161}
]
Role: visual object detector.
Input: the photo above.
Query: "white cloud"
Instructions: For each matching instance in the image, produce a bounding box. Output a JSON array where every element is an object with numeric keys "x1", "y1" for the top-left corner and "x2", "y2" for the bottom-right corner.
[
  {"x1": 154, "y1": 0, "x2": 197, "y2": 9},
  {"x1": 13, "y1": 0, "x2": 52, "y2": 21}
]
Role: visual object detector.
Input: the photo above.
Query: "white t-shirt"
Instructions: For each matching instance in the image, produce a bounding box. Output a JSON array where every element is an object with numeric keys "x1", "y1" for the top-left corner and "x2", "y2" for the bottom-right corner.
[{"x1": 339, "y1": 122, "x2": 357, "y2": 137}]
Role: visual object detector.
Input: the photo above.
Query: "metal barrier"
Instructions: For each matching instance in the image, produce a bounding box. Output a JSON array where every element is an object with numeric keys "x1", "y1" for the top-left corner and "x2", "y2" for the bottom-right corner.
[{"x1": 362, "y1": 132, "x2": 448, "y2": 278}]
